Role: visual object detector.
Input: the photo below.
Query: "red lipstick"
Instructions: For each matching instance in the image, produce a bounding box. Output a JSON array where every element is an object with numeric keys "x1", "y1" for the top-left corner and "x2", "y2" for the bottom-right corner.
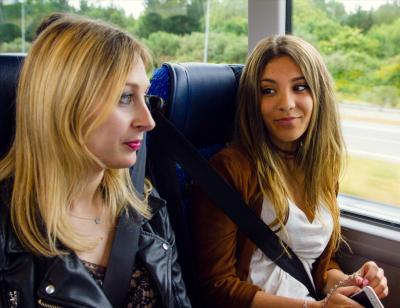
[{"x1": 124, "y1": 140, "x2": 141, "y2": 151}]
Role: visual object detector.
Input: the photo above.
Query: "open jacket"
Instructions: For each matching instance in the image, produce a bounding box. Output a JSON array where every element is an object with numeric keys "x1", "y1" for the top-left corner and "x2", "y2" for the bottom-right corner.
[
  {"x1": 0, "y1": 180, "x2": 191, "y2": 308},
  {"x1": 192, "y1": 144, "x2": 341, "y2": 308}
]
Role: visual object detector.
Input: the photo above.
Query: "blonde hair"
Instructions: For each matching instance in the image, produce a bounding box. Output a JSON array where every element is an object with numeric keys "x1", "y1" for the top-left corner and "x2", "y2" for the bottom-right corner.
[
  {"x1": 0, "y1": 15, "x2": 152, "y2": 256},
  {"x1": 235, "y1": 35, "x2": 344, "y2": 251}
]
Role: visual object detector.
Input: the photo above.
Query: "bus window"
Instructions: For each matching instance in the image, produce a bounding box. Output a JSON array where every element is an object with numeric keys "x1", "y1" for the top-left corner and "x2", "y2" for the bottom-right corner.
[
  {"x1": 292, "y1": 0, "x2": 400, "y2": 220},
  {"x1": 0, "y1": 0, "x2": 248, "y2": 65}
]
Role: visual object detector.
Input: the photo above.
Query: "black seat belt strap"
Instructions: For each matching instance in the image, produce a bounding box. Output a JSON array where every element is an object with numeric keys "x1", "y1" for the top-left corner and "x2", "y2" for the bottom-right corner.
[
  {"x1": 150, "y1": 110, "x2": 319, "y2": 300},
  {"x1": 102, "y1": 212, "x2": 140, "y2": 307}
]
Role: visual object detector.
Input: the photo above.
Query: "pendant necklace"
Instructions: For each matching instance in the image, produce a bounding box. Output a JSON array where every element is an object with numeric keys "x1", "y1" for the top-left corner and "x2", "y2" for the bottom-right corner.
[{"x1": 69, "y1": 209, "x2": 103, "y2": 224}]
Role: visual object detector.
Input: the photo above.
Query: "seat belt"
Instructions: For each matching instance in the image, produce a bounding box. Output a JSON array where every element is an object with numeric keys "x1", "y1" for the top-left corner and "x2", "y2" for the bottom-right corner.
[
  {"x1": 130, "y1": 133, "x2": 147, "y2": 197},
  {"x1": 103, "y1": 136, "x2": 147, "y2": 307},
  {"x1": 102, "y1": 211, "x2": 140, "y2": 307},
  {"x1": 150, "y1": 110, "x2": 319, "y2": 300}
]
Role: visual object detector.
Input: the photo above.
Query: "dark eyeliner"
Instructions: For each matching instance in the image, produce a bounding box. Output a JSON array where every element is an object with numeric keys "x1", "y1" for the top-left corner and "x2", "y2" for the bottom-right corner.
[{"x1": 119, "y1": 92, "x2": 134, "y2": 105}]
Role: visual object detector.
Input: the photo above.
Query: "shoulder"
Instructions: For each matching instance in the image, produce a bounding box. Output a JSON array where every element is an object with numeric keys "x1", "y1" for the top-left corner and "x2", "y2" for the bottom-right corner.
[
  {"x1": 0, "y1": 178, "x2": 18, "y2": 268},
  {"x1": 211, "y1": 143, "x2": 251, "y2": 168},
  {"x1": 210, "y1": 144, "x2": 255, "y2": 191},
  {"x1": 139, "y1": 192, "x2": 172, "y2": 239}
]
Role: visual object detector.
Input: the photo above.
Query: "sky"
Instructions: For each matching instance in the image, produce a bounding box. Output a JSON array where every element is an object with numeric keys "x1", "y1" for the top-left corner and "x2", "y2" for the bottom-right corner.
[
  {"x1": 68, "y1": 0, "x2": 391, "y2": 18},
  {"x1": 336, "y1": 0, "x2": 391, "y2": 13},
  {"x1": 69, "y1": 0, "x2": 145, "y2": 18}
]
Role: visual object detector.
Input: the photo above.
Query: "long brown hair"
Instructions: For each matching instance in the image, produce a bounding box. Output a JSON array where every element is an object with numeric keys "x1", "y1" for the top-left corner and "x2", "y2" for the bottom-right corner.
[
  {"x1": 235, "y1": 35, "x2": 344, "y2": 251},
  {"x1": 0, "y1": 15, "x2": 152, "y2": 256}
]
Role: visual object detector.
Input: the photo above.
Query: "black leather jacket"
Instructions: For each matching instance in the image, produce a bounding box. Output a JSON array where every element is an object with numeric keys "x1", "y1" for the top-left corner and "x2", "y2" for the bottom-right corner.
[{"x1": 0, "y1": 182, "x2": 191, "y2": 308}]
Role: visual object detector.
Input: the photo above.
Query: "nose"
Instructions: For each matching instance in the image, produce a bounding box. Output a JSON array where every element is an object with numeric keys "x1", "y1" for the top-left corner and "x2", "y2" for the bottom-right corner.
[
  {"x1": 132, "y1": 97, "x2": 156, "y2": 132},
  {"x1": 278, "y1": 89, "x2": 295, "y2": 112}
]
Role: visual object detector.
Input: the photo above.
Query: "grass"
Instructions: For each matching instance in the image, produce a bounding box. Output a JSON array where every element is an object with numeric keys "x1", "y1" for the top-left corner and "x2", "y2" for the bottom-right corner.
[{"x1": 340, "y1": 156, "x2": 400, "y2": 207}]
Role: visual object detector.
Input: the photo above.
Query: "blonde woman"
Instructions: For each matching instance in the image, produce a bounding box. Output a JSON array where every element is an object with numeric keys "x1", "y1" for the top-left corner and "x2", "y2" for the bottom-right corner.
[
  {"x1": 0, "y1": 15, "x2": 190, "y2": 308},
  {"x1": 192, "y1": 35, "x2": 388, "y2": 308}
]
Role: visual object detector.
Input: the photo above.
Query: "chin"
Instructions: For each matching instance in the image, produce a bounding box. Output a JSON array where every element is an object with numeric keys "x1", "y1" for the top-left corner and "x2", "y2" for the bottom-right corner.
[
  {"x1": 277, "y1": 135, "x2": 302, "y2": 144},
  {"x1": 104, "y1": 158, "x2": 137, "y2": 169}
]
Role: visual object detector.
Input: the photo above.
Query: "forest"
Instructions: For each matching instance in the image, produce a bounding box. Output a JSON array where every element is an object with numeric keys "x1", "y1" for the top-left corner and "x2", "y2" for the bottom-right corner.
[{"x1": 0, "y1": 0, "x2": 399, "y2": 107}]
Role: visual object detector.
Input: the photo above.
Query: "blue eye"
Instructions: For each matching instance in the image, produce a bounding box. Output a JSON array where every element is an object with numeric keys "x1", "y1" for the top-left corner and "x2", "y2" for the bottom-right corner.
[
  {"x1": 261, "y1": 88, "x2": 275, "y2": 95},
  {"x1": 119, "y1": 93, "x2": 134, "y2": 105}
]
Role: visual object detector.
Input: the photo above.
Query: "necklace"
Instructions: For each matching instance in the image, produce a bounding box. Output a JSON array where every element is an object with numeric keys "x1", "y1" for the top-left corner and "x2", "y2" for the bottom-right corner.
[
  {"x1": 272, "y1": 141, "x2": 303, "y2": 159},
  {"x1": 69, "y1": 212, "x2": 102, "y2": 224}
]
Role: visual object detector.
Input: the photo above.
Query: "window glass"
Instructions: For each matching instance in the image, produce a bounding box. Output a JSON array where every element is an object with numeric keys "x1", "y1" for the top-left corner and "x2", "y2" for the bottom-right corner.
[
  {"x1": 0, "y1": 0, "x2": 248, "y2": 65},
  {"x1": 293, "y1": 0, "x2": 400, "y2": 207}
]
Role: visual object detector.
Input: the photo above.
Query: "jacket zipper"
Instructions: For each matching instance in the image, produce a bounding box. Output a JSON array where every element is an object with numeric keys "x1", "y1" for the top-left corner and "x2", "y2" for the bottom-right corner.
[
  {"x1": 8, "y1": 290, "x2": 19, "y2": 308},
  {"x1": 37, "y1": 299, "x2": 63, "y2": 308}
]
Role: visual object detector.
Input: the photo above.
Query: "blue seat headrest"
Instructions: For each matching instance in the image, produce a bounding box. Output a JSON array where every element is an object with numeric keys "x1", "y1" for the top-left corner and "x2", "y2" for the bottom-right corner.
[
  {"x1": 149, "y1": 63, "x2": 243, "y2": 148},
  {"x1": 0, "y1": 55, "x2": 24, "y2": 159}
]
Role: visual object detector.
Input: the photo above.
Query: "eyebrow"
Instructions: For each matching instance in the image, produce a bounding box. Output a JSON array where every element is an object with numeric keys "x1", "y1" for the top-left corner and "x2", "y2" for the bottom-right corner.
[
  {"x1": 260, "y1": 76, "x2": 306, "y2": 83},
  {"x1": 124, "y1": 81, "x2": 151, "y2": 90}
]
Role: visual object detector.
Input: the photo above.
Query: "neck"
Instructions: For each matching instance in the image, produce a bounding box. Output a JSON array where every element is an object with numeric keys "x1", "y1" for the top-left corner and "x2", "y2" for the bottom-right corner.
[
  {"x1": 272, "y1": 142, "x2": 300, "y2": 160},
  {"x1": 70, "y1": 171, "x2": 104, "y2": 214}
]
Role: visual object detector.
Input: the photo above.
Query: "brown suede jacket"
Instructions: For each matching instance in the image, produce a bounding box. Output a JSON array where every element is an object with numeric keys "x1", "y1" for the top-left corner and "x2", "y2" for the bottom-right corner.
[{"x1": 191, "y1": 144, "x2": 341, "y2": 308}]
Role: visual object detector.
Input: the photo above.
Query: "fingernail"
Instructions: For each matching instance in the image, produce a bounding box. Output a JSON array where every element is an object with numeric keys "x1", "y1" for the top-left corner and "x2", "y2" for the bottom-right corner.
[{"x1": 363, "y1": 279, "x2": 369, "y2": 286}]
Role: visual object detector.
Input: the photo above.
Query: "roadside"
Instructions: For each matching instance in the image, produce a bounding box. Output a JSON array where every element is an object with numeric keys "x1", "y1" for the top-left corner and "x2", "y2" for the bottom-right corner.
[
  {"x1": 339, "y1": 103, "x2": 400, "y2": 126},
  {"x1": 338, "y1": 103, "x2": 400, "y2": 208}
]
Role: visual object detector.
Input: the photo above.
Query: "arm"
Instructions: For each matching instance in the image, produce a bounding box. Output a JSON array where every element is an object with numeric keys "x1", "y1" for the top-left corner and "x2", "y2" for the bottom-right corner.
[
  {"x1": 192, "y1": 149, "x2": 365, "y2": 308},
  {"x1": 191, "y1": 150, "x2": 261, "y2": 308},
  {"x1": 192, "y1": 191, "x2": 364, "y2": 308},
  {"x1": 157, "y1": 204, "x2": 192, "y2": 308},
  {"x1": 251, "y1": 290, "x2": 361, "y2": 308}
]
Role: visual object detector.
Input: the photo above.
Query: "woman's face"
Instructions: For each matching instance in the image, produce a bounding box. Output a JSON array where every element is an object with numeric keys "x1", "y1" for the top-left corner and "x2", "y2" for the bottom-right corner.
[
  {"x1": 85, "y1": 59, "x2": 155, "y2": 170},
  {"x1": 260, "y1": 55, "x2": 313, "y2": 151}
]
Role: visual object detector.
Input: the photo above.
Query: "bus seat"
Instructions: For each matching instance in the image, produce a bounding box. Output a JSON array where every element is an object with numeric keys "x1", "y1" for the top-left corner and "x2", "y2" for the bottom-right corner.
[
  {"x1": 0, "y1": 55, "x2": 24, "y2": 159},
  {"x1": 147, "y1": 62, "x2": 243, "y2": 305}
]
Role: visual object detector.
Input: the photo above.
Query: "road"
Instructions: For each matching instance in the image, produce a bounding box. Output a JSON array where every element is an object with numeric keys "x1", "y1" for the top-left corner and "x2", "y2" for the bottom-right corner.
[
  {"x1": 342, "y1": 120, "x2": 400, "y2": 164},
  {"x1": 339, "y1": 104, "x2": 400, "y2": 164}
]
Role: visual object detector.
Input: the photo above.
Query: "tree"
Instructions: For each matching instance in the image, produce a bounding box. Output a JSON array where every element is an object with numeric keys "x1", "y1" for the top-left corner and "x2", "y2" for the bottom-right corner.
[
  {"x1": 367, "y1": 19, "x2": 400, "y2": 58},
  {"x1": 136, "y1": 12, "x2": 165, "y2": 38},
  {"x1": 313, "y1": 0, "x2": 347, "y2": 23},
  {"x1": 372, "y1": 2, "x2": 400, "y2": 25},
  {"x1": 0, "y1": 23, "x2": 20, "y2": 42},
  {"x1": 344, "y1": 7, "x2": 373, "y2": 33},
  {"x1": 139, "y1": 0, "x2": 204, "y2": 35}
]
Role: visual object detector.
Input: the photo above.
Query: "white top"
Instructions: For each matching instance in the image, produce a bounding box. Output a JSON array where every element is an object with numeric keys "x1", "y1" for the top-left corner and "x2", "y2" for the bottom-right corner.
[{"x1": 248, "y1": 198, "x2": 333, "y2": 300}]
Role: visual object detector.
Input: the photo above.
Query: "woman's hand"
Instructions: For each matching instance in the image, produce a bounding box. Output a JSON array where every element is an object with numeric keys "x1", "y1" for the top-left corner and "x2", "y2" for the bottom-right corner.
[
  {"x1": 318, "y1": 286, "x2": 363, "y2": 308},
  {"x1": 357, "y1": 261, "x2": 389, "y2": 299}
]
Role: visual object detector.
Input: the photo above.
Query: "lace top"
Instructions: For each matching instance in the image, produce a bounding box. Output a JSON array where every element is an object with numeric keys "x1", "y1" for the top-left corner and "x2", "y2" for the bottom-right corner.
[{"x1": 81, "y1": 259, "x2": 160, "y2": 308}]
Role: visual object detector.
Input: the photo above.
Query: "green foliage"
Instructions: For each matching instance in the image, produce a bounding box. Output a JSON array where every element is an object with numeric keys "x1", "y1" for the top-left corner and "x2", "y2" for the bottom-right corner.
[
  {"x1": 296, "y1": 0, "x2": 399, "y2": 107},
  {"x1": 175, "y1": 32, "x2": 205, "y2": 62},
  {"x1": 361, "y1": 86, "x2": 400, "y2": 108},
  {"x1": 344, "y1": 8, "x2": 373, "y2": 33},
  {"x1": 313, "y1": 0, "x2": 347, "y2": 23},
  {"x1": 213, "y1": 16, "x2": 247, "y2": 35},
  {"x1": 143, "y1": 31, "x2": 181, "y2": 66},
  {"x1": 142, "y1": 30, "x2": 247, "y2": 67},
  {"x1": 374, "y1": 55, "x2": 400, "y2": 88},
  {"x1": 0, "y1": 23, "x2": 21, "y2": 43},
  {"x1": 136, "y1": 12, "x2": 164, "y2": 38},
  {"x1": 207, "y1": 32, "x2": 247, "y2": 63},
  {"x1": 0, "y1": 0, "x2": 397, "y2": 109},
  {"x1": 372, "y1": 2, "x2": 400, "y2": 25},
  {"x1": 137, "y1": 0, "x2": 203, "y2": 37},
  {"x1": 366, "y1": 19, "x2": 400, "y2": 58},
  {"x1": 0, "y1": 37, "x2": 31, "y2": 53}
]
